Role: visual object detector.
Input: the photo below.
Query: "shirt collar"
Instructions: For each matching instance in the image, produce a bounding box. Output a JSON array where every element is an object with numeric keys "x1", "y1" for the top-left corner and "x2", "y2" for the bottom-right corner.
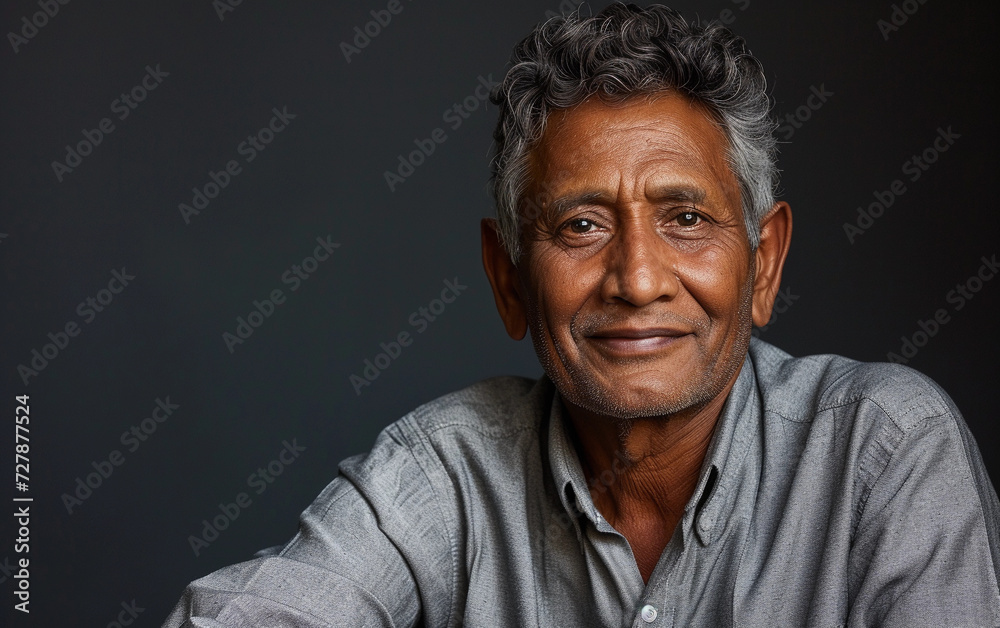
[
  {"x1": 545, "y1": 350, "x2": 761, "y2": 547},
  {"x1": 546, "y1": 388, "x2": 599, "y2": 546},
  {"x1": 688, "y1": 351, "x2": 760, "y2": 545}
]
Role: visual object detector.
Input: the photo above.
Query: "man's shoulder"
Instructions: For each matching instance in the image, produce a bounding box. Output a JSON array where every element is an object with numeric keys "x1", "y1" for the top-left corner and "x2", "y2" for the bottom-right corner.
[
  {"x1": 747, "y1": 339, "x2": 990, "y2": 541},
  {"x1": 338, "y1": 374, "x2": 554, "y2": 492},
  {"x1": 398, "y1": 374, "x2": 554, "y2": 438},
  {"x1": 329, "y1": 374, "x2": 556, "y2": 564},
  {"x1": 749, "y1": 338, "x2": 954, "y2": 432}
]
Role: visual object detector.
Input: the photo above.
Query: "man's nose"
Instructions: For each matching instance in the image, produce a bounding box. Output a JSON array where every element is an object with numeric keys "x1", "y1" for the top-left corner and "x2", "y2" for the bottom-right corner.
[{"x1": 599, "y1": 220, "x2": 679, "y2": 307}]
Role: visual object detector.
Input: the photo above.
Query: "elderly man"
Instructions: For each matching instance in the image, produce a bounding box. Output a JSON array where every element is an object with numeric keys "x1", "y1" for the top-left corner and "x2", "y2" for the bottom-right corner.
[{"x1": 165, "y1": 4, "x2": 1000, "y2": 627}]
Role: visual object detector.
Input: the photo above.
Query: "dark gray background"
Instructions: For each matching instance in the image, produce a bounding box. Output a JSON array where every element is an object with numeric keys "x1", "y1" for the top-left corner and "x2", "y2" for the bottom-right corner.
[{"x1": 2, "y1": 0, "x2": 997, "y2": 625}]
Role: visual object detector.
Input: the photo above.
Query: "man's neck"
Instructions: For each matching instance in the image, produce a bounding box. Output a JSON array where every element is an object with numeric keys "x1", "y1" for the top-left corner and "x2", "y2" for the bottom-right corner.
[{"x1": 561, "y1": 368, "x2": 742, "y2": 582}]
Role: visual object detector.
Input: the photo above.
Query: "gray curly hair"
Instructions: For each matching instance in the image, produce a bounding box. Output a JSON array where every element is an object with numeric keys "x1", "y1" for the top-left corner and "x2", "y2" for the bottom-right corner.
[{"x1": 489, "y1": 2, "x2": 779, "y2": 262}]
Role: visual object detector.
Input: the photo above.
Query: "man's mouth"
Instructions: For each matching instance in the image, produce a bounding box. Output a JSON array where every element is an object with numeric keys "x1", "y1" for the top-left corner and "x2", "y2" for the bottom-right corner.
[{"x1": 584, "y1": 327, "x2": 691, "y2": 356}]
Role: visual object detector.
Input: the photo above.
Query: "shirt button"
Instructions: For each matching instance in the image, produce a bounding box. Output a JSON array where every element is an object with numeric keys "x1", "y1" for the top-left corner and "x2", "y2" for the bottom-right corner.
[{"x1": 640, "y1": 604, "x2": 657, "y2": 622}]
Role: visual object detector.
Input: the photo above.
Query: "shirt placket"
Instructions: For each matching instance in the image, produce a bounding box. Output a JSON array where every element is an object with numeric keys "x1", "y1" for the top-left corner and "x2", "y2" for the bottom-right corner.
[{"x1": 625, "y1": 522, "x2": 687, "y2": 628}]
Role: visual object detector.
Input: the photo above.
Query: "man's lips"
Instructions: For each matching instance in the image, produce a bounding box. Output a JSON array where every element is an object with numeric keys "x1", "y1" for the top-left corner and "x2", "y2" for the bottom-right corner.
[{"x1": 584, "y1": 327, "x2": 691, "y2": 356}]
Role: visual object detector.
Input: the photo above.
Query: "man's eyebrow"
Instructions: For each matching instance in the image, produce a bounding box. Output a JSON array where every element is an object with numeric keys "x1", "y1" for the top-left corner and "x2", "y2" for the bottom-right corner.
[
  {"x1": 645, "y1": 184, "x2": 707, "y2": 205},
  {"x1": 538, "y1": 185, "x2": 709, "y2": 223},
  {"x1": 540, "y1": 191, "x2": 609, "y2": 223}
]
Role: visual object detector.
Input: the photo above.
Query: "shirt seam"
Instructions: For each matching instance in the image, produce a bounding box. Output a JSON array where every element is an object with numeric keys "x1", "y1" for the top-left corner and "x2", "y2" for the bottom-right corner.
[
  {"x1": 815, "y1": 394, "x2": 947, "y2": 433},
  {"x1": 204, "y1": 573, "x2": 386, "y2": 628},
  {"x1": 418, "y1": 418, "x2": 539, "y2": 440},
  {"x1": 850, "y1": 407, "x2": 1000, "y2": 619},
  {"x1": 278, "y1": 482, "x2": 357, "y2": 557},
  {"x1": 396, "y1": 415, "x2": 466, "y2": 628},
  {"x1": 852, "y1": 404, "x2": 950, "y2": 541},
  {"x1": 817, "y1": 365, "x2": 949, "y2": 423},
  {"x1": 954, "y1": 430, "x2": 1000, "y2": 599},
  {"x1": 277, "y1": 477, "x2": 416, "y2": 624}
]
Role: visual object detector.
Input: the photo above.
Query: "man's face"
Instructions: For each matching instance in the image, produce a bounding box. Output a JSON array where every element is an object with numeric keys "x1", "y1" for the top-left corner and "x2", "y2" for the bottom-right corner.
[{"x1": 515, "y1": 92, "x2": 755, "y2": 420}]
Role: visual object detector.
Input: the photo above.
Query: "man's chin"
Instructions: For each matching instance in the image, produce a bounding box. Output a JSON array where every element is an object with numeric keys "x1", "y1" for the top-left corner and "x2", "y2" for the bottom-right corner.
[{"x1": 557, "y1": 376, "x2": 711, "y2": 421}]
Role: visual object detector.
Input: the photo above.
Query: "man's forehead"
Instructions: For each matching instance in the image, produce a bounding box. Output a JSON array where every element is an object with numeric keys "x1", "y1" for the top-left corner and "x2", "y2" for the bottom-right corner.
[{"x1": 525, "y1": 93, "x2": 739, "y2": 210}]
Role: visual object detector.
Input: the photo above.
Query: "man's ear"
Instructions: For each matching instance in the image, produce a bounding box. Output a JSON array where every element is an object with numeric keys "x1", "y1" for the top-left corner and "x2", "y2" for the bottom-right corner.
[
  {"x1": 481, "y1": 218, "x2": 528, "y2": 340},
  {"x1": 751, "y1": 201, "x2": 793, "y2": 328}
]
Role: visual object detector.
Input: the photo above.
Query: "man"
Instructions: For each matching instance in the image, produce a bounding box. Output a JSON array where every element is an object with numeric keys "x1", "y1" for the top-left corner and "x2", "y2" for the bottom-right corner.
[{"x1": 165, "y1": 4, "x2": 1000, "y2": 626}]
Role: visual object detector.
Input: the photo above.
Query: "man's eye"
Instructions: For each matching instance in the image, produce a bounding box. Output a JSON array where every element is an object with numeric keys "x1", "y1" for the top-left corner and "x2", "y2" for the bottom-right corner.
[
  {"x1": 567, "y1": 218, "x2": 596, "y2": 233},
  {"x1": 675, "y1": 211, "x2": 702, "y2": 227}
]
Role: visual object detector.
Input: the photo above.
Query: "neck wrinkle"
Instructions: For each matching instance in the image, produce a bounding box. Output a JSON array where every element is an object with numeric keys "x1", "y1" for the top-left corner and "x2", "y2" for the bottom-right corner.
[{"x1": 563, "y1": 365, "x2": 741, "y2": 528}]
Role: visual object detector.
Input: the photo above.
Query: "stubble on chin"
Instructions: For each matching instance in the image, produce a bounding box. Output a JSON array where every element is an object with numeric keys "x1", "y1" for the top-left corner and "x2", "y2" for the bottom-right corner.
[{"x1": 528, "y1": 274, "x2": 755, "y2": 432}]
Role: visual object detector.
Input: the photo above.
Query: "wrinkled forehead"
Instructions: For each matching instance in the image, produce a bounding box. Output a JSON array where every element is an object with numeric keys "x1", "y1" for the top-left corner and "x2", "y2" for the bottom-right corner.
[{"x1": 525, "y1": 92, "x2": 740, "y2": 208}]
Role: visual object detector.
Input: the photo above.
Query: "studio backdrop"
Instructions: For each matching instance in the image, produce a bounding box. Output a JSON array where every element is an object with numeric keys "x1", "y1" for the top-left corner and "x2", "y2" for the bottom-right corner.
[{"x1": 1, "y1": 0, "x2": 997, "y2": 624}]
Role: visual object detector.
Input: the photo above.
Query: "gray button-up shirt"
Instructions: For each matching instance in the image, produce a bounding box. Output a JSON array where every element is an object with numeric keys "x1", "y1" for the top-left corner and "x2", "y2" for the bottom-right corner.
[{"x1": 164, "y1": 339, "x2": 1000, "y2": 627}]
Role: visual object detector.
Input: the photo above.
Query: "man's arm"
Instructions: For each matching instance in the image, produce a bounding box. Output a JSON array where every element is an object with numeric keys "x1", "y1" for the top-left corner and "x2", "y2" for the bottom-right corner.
[
  {"x1": 847, "y1": 395, "x2": 1000, "y2": 627},
  {"x1": 162, "y1": 476, "x2": 422, "y2": 627},
  {"x1": 163, "y1": 419, "x2": 459, "y2": 628}
]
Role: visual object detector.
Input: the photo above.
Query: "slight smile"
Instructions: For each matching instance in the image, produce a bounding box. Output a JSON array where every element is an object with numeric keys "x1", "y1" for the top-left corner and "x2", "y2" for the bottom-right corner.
[{"x1": 585, "y1": 327, "x2": 692, "y2": 358}]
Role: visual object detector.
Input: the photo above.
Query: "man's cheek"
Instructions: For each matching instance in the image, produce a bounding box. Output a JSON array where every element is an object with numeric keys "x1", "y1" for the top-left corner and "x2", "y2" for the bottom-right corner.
[
  {"x1": 682, "y1": 245, "x2": 749, "y2": 293},
  {"x1": 675, "y1": 258, "x2": 732, "y2": 302}
]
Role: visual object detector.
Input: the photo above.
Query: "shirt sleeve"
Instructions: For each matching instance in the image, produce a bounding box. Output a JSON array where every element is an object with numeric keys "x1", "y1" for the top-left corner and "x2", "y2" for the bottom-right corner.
[
  {"x1": 846, "y1": 388, "x2": 1000, "y2": 628},
  {"x1": 160, "y1": 477, "x2": 420, "y2": 627},
  {"x1": 162, "y1": 420, "x2": 458, "y2": 628}
]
